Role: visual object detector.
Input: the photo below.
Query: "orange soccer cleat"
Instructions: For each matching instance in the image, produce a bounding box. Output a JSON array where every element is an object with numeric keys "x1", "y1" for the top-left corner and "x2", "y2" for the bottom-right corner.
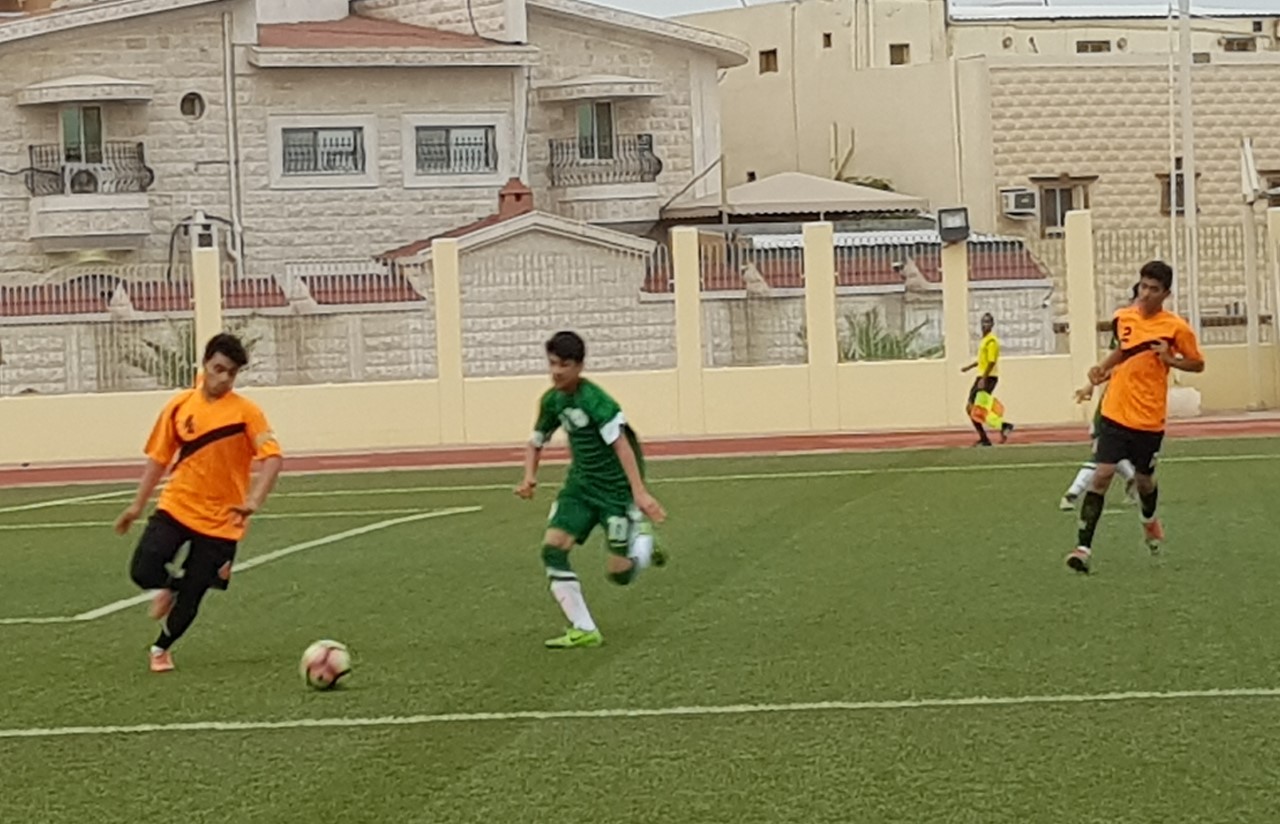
[{"x1": 149, "y1": 649, "x2": 175, "y2": 673}]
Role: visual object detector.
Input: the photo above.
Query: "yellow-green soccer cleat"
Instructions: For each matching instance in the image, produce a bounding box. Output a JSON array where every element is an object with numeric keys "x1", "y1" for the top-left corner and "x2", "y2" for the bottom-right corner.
[{"x1": 544, "y1": 628, "x2": 604, "y2": 649}]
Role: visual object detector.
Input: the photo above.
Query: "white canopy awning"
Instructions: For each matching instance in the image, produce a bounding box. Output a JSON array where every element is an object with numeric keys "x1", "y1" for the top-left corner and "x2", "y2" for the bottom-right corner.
[
  {"x1": 18, "y1": 75, "x2": 153, "y2": 106},
  {"x1": 536, "y1": 74, "x2": 663, "y2": 103},
  {"x1": 664, "y1": 172, "x2": 929, "y2": 218}
]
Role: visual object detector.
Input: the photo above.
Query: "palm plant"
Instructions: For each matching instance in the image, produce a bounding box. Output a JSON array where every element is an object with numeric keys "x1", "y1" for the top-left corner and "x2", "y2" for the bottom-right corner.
[
  {"x1": 796, "y1": 307, "x2": 944, "y2": 362},
  {"x1": 839, "y1": 307, "x2": 943, "y2": 362}
]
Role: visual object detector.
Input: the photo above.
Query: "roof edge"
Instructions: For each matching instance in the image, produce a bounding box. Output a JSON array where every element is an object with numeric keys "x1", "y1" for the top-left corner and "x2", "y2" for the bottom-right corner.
[
  {"x1": 392, "y1": 211, "x2": 656, "y2": 263},
  {"x1": 527, "y1": 0, "x2": 749, "y2": 68},
  {"x1": 0, "y1": 0, "x2": 220, "y2": 47},
  {"x1": 248, "y1": 44, "x2": 542, "y2": 68},
  {"x1": 948, "y1": 3, "x2": 1277, "y2": 22}
]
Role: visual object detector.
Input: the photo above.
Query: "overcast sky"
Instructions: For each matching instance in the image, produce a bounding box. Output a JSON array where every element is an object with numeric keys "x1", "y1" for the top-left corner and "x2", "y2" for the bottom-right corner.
[{"x1": 598, "y1": 0, "x2": 1280, "y2": 19}]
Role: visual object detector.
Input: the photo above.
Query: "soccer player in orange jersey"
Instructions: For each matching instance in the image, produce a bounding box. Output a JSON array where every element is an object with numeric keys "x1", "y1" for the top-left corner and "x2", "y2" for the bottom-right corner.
[
  {"x1": 114, "y1": 333, "x2": 283, "y2": 672},
  {"x1": 1066, "y1": 261, "x2": 1204, "y2": 574}
]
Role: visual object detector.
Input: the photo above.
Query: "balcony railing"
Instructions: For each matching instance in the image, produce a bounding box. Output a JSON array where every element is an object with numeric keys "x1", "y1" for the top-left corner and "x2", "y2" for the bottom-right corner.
[
  {"x1": 548, "y1": 133, "x2": 663, "y2": 188},
  {"x1": 26, "y1": 142, "x2": 156, "y2": 196}
]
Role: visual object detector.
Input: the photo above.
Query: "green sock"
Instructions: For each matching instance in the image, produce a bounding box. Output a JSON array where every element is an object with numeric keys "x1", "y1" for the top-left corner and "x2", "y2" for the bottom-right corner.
[
  {"x1": 541, "y1": 545, "x2": 575, "y2": 581},
  {"x1": 607, "y1": 561, "x2": 637, "y2": 587}
]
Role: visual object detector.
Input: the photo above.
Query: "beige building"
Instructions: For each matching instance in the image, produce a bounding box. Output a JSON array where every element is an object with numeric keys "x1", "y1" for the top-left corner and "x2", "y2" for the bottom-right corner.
[
  {"x1": 680, "y1": 0, "x2": 1280, "y2": 326},
  {"x1": 0, "y1": 0, "x2": 745, "y2": 278},
  {"x1": 0, "y1": 0, "x2": 747, "y2": 393}
]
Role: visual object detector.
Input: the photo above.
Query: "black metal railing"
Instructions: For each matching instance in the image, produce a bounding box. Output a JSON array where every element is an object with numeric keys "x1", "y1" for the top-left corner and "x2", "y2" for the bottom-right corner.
[
  {"x1": 416, "y1": 130, "x2": 497, "y2": 176},
  {"x1": 282, "y1": 130, "x2": 365, "y2": 177},
  {"x1": 548, "y1": 133, "x2": 663, "y2": 188},
  {"x1": 26, "y1": 142, "x2": 156, "y2": 196}
]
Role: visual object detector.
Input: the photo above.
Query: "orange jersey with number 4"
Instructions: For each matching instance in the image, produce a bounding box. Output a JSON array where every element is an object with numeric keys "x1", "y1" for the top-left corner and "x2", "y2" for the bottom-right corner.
[
  {"x1": 144, "y1": 389, "x2": 282, "y2": 541},
  {"x1": 1100, "y1": 306, "x2": 1203, "y2": 433}
]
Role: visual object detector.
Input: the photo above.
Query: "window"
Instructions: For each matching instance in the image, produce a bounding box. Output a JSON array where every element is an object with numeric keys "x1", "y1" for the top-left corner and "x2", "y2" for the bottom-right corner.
[
  {"x1": 180, "y1": 93, "x2": 206, "y2": 120},
  {"x1": 822, "y1": 32, "x2": 833, "y2": 49},
  {"x1": 1224, "y1": 37, "x2": 1257, "y2": 52},
  {"x1": 1254, "y1": 20, "x2": 1264, "y2": 32},
  {"x1": 1031, "y1": 176, "x2": 1095, "y2": 237},
  {"x1": 759, "y1": 49, "x2": 778, "y2": 73},
  {"x1": 1158, "y1": 157, "x2": 1201, "y2": 215},
  {"x1": 269, "y1": 115, "x2": 379, "y2": 189},
  {"x1": 1076, "y1": 40, "x2": 1112, "y2": 53},
  {"x1": 61, "y1": 105, "x2": 103, "y2": 164},
  {"x1": 400, "y1": 114, "x2": 509, "y2": 188},
  {"x1": 576, "y1": 101, "x2": 614, "y2": 161},
  {"x1": 415, "y1": 126, "x2": 497, "y2": 175},
  {"x1": 1040, "y1": 187, "x2": 1079, "y2": 235},
  {"x1": 1262, "y1": 172, "x2": 1280, "y2": 208},
  {"x1": 282, "y1": 127, "x2": 366, "y2": 176},
  {"x1": 889, "y1": 43, "x2": 910, "y2": 65}
]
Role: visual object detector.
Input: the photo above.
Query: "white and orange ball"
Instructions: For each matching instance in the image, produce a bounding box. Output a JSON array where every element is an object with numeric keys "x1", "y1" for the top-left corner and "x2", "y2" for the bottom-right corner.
[{"x1": 300, "y1": 640, "x2": 352, "y2": 690}]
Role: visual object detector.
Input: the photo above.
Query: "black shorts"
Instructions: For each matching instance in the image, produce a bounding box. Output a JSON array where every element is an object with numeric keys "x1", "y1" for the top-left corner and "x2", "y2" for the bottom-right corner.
[
  {"x1": 968, "y1": 376, "x2": 998, "y2": 405},
  {"x1": 135, "y1": 510, "x2": 238, "y2": 591},
  {"x1": 1094, "y1": 417, "x2": 1164, "y2": 476}
]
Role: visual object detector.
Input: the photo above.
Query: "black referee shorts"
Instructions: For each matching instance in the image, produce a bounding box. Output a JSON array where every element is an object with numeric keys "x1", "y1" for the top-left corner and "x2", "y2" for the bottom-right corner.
[{"x1": 968, "y1": 377, "x2": 998, "y2": 405}]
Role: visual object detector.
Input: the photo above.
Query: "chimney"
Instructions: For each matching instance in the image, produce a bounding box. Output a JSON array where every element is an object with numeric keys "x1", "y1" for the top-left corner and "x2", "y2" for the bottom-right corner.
[{"x1": 497, "y1": 178, "x2": 534, "y2": 219}]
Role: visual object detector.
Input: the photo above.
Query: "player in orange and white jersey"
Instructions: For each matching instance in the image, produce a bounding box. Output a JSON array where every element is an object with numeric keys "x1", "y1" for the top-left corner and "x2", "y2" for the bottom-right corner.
[{"x1": 1066, "y1": 261, "x2": 1204, "y2": 574}]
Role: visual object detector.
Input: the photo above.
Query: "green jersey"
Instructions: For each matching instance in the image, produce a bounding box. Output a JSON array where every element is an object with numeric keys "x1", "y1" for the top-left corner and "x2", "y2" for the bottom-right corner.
[{"x1": 531, "y1": 379, "x2": 644, "y2": 501}]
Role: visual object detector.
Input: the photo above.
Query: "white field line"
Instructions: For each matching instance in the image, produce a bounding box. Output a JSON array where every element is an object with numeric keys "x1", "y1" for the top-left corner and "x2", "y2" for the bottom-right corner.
[
  {"x1": 0, "y1": 507, "x2": 481, "y2": 626},
  {"x1": 0, "y1": 489, "x2": 131, "y2": 514},
  {"x1": 233, "y1": 451, "x2": 1280, "y2": 500},
  {"x1": 3, "y1": 427, "x2": 1277, "y2": 493},
  {"x1": 4, "y1": 503, "x2": 1129, "y2": 532},
  {"x1": 3, "y1": 686, "x2": 1280, "y2": 740},
  {"x1": 0, "y1": 508, "x2": 442, "y2": 532},
  {"x1": 3, "y1": 451, "x2": 1270, "y2": 511}
]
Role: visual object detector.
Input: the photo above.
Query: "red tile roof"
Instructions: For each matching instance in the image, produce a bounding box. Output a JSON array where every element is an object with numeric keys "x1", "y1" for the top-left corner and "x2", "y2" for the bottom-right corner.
[
  {"x1": 379, "y1": 214, "x2": 513, "y2": 261},
  {"x1": 301, "y1": 273, "x2": 425, "y2": 305},
  {"x1": 379, "y1": 178, "x2": 536, "y2": 261},
  {"x1": 0, "y1": 279, "x2": 288, "y2": 318},
  {"x1": 258, "y1": 16, "x2": 501, "y2": 50},
  {"x1": 643, "y1": 246, "x2": 1052, "y2": 293}
]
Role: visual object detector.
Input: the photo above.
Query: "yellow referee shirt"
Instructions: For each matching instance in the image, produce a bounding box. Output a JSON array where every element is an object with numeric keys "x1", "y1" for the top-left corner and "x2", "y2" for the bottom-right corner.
[{"x1": 977, "y1": 332, "x2": 1000, "y2": 378}]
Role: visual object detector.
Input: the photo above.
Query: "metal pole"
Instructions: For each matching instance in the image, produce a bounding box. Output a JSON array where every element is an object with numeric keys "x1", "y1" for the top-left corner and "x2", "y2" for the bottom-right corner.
[
  {"x1": 1178, "y1": 0, "x2": 1201, "y2": 334},
  {"x1": 1243, "y1": 200, "x2": 1262, "y2": 408},
  {"x1": 1166, "y1": 4, "x2": 1179, "y2": 314},
  {"x1": 1241, "y1": 138, "x2": 1263, "y2": 408}
]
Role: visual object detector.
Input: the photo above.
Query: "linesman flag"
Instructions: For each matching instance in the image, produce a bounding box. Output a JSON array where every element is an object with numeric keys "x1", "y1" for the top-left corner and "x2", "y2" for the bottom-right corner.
[{"x1": 969, "y1": 390, "x2": 1007, "y2": 430}]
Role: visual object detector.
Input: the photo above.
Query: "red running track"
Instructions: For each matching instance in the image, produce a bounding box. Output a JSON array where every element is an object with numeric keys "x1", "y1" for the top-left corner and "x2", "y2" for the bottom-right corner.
[{"x1": 2, "y1": 417, "x2": 1277, "y2": 489}]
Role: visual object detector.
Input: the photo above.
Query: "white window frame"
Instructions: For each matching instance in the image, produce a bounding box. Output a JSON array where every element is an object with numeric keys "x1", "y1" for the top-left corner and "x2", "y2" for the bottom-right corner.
[
  {"x1": 60, "y1": 104, "x2": 106, "y2": 164},
  {"x1": 401, "y1": 113, "x2": 512, "y2": 189},
  {"x1": 268, "y1": 114, "x2": 379, "y2": 190},
  {"x1": 575, "y1": 101, "x2": 615, "y2": 163}
]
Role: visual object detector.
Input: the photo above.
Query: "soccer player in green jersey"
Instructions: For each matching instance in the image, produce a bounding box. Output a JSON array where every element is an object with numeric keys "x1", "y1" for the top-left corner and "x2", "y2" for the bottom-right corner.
[{"x1": 515, "y1": 331, "x2": 668, "y2": 649}]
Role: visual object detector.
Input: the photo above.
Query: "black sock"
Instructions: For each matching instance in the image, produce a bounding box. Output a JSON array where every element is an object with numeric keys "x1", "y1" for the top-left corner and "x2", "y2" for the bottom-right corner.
[
  {"x1": 154, "y1": 586, "x2": 210, "y2": 651},
  {"x1": 1140, "y1": 485, "x2": 1159, "y2": 520},
  {"x1": 1077, "y1": 490, "x2": 1105, "y2": 548},
  {"x1": 971, "y1": 419, "x2": 990, "y2": 445}
]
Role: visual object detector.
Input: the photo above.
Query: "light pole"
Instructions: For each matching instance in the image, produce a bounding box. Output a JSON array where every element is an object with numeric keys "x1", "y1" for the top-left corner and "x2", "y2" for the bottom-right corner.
[{"x1": 1178, "y1": 0, "x2": 1201, "y2": 335}]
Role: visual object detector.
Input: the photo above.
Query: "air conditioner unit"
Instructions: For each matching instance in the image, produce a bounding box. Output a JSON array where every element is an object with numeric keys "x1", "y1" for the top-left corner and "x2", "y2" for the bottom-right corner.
[{"x1": 1000, "y1": 187, "x2": 1039, "y2": 219}]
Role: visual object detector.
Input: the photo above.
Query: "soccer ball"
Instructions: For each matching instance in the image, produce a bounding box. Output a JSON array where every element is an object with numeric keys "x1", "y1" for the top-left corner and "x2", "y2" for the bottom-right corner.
[{"x1": 300, "y1": 640, "x2": 352, "y2": 691}]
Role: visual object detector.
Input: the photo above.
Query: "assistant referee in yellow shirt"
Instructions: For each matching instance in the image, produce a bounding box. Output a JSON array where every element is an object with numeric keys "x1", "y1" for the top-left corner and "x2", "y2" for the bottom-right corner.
[{"x1": 961, "y1": 312, "x2": 1014, "y2": 446}]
